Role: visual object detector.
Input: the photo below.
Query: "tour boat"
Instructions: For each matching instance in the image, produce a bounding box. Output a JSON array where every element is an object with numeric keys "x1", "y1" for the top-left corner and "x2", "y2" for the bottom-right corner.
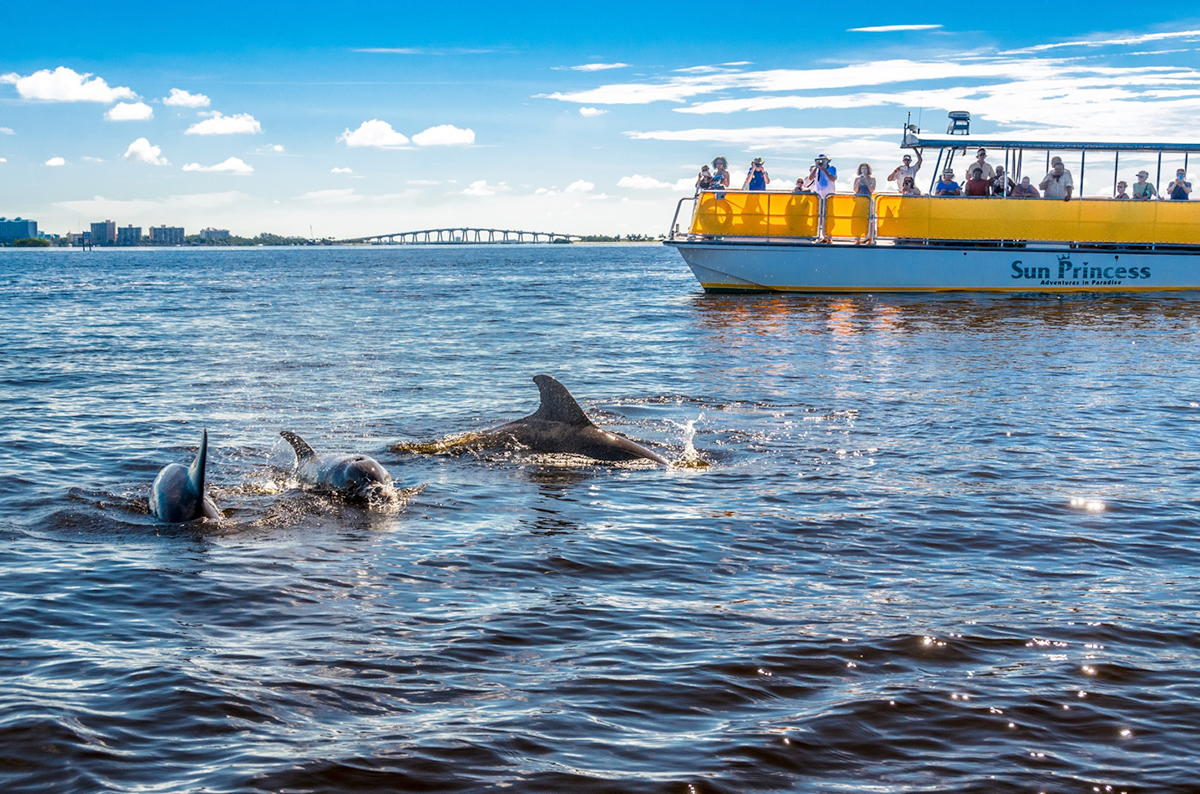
[{"x1": 664, "y1": 113, "x2": 1200, "y2": 293}]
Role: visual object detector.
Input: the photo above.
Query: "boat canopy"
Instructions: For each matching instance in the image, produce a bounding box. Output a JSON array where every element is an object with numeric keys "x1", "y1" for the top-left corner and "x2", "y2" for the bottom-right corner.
[{"x1": 902, "y1": 129, "x2": 1200, "y2": 154}]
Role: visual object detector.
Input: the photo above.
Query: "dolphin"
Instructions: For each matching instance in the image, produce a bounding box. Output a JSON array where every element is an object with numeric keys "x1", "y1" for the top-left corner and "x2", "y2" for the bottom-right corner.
[
  {"x1": 477, "y1": 375, "x2": 670, "y2": 465},
  {"x1": 149, "y1": 429, "x2": 221, "y2": 522},
  {"x1": 279, "y1": 430, "x2": 393, "y2": 498}
]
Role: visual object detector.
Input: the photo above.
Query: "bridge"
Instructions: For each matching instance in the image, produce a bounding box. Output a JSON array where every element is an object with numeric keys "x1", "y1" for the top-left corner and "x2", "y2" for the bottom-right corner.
[{"x1": 340, "y1": 228, "x2": 584, "y2": 245}]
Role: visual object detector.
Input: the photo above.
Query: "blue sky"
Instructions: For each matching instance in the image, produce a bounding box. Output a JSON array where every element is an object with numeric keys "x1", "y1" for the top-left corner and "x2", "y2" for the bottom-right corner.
[{"x1": 3, "y1": 2, "x2": 1200, "y2": 238}]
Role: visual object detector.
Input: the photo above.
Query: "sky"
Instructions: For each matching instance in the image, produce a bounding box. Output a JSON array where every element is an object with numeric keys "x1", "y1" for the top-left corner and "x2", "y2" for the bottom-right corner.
[{"x1": 3, "y1": 1, "x2": 1200, "y2": 238}]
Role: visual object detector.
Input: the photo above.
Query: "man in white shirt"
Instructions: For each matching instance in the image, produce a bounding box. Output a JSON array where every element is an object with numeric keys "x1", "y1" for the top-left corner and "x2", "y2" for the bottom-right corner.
[
  {"x1": 888, "y1": 149, "x2": 923, "y2": 185},
  {"x1": 967, "y1": 148, "x2": 995, "y2": 182},
  {"x1": 1039, "y1": 156, "x2": 1074, "y2": 201}
]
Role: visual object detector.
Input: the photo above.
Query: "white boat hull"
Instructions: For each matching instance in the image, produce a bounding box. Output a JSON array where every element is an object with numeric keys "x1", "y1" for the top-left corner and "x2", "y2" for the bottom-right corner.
[{"x1": 668, "y1": 240, "x2": 1200, "y2": 293}]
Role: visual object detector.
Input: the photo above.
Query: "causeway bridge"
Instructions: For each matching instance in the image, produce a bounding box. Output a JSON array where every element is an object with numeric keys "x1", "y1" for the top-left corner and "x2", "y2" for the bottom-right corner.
[{"x1": 341, "y1": 228, "x2": 584, "y2": 245}]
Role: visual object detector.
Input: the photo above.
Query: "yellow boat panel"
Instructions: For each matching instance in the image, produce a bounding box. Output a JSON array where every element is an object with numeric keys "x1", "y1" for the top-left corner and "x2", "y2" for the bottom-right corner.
[{"x1": 692, "y1": 192, "x2": 1200, "y2": 245}]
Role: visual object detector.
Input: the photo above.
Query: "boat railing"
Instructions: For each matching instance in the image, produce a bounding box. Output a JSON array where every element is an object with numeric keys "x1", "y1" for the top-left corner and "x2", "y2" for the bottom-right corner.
[
  {"x1": 668, "y1": 196, "x2": 697, "y2": 241},
  {"x1": 680, "y1": 189, "x2": 1200, "y2": 248}
]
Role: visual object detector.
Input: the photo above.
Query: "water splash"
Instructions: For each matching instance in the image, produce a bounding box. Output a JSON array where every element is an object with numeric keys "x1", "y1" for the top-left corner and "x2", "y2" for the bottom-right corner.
[{"x1": 671, "y1": 413, "x2": 711, "y2": 469}]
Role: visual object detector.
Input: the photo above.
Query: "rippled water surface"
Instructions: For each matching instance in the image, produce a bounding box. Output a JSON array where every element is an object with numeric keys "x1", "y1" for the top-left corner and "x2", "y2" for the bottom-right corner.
[{"x1": 2, "y1": 245, "x2": 1199, "y2": 793}]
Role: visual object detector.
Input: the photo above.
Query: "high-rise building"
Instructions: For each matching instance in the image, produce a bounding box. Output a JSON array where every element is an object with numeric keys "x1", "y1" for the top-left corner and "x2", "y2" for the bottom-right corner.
[
  {"x1": 0, "y1": 217, "x2": 38, "y2": 243},
  {"x1": 90, "y1": 220, "x2": 116, "y2": 246},
  {"x1": 199, "y1": 227, "x2": 231, "y2": 241},
  {"x1": 149, "y1": 225, "x2": 185, "y2": 245},
  {"x1": 116, "y1": 225, "x2": 142, "y2": 246}
]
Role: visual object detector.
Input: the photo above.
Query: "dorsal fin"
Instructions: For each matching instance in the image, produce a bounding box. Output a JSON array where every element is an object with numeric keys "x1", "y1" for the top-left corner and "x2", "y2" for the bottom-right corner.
[
  {"x1": 280, "y1": 430, "x2": 317, "y2": 462},
  {"x1": 187, "y1": 429, "x2": 208, "y2": 499},
  {"x1": 530, "y1": 375, "x2": 593, "y2": 426}
]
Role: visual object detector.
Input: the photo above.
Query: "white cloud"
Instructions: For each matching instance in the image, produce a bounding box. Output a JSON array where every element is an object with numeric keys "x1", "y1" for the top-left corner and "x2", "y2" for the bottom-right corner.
[
  {"x1": 163, "y1": 88, "x2": 210, "y2": 107},
  {"x1": 331, "y1": 167, "x2": 354, "y2": 174},
  {"x1": 105, "y1": 101, "x2": 153, "y2": 121},
  {"x1": 849, "y1": 24, "x2": 943, "y2": 32},
  {"x1": 1011, "y1": 28, "x2": 1200, "y2": 54},
  {"x1": 81, "y1": 156, "x2": 105, "y2": 163},
  {"x1": 617, "y1": 174, "x2": 678, "y2": 190},
  {"x1": 462, "y1": 180, "x2": 508, "y2": 196},
  {"x1": 579, "y1": 107, "x2": 607, "y2": 117},
  {"x1": 1, "y1": 67, "x2": 136, "y2": 103},
  {"x1": 54, "y1": 191, "x2": 251, "y2": 217},
  {"x1": 626, "y1": 126, "x2": 896, "y2": 151},
  {"x1": 256, "y1": 143, "x2": 285, "y2": 154},
  {"x1": 338, "y1": 119, "x2": 410, "y2": 148},
  {"x1": 185, "y1": 112, "x2": 262, "y2": 135},
  {"x1": 545, "y1": 58, "x2": 1077, "y2": 107},
  {"x1": 123, "y1": 138, "x2": 168, "y2": 166},
  {"x1": 411, "y1": 124, "x2": 475, "y2": 146},
  {"x1": 0, "y1": 126, "x2": 13, "y2": 134},
  {"x1": 0, "y1": 158, "x2": 7, "y2": 163},
  {"x1": 182, "y1": 157, "x2": 254, "y2": 175},
  {"x1": 298, "y1": 188, "x2": 361, "y2": 203},
  {"x1": 45, "y1": 157, "x2": 66, "y2": 166},
  {"x1": 565, "y1": 179, "x2": 594, "y2": 193},
  {"x1": 569, "y1": 63, "x2": 629, "y2": 72}
]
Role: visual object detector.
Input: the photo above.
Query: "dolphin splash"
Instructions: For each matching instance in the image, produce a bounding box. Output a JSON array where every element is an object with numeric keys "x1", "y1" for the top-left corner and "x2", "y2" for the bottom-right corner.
[
  {"x1": 149, "y1": 429, "x2": 221, "y2": 522},
  {"x1": 279, "y1": 430, "x2": 393, "y2": 498}
]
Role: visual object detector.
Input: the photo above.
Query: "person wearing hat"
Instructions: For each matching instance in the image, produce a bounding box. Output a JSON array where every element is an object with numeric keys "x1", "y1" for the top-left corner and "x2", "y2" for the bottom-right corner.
[
  {"x1": 888, "y1": 149, "x2": 923, "y2": 185},
  {"x1": 743, "y1": 157, "x2": 770, "y2": 190},
  {"x1": 695, "y1": 164, "x2": 713, "y2": 195},
  {"x1": 1167, "y1": 168, "x2": 1191, "y2": 201},
  {"x1": 1114, "y1": 181, "x2": 1130, "y2": 199},
  {"x1": 934, "y1": 168, "x2": 961, "y2": 196},
  {"x1": 1132, "y1": 170, "x2": 1157, "y2": 200},
  {"x1": 803, "y1": 154, "x2": 837, "y2": 197},
  {"x1": 1039, "y1": 156, "x2": 1074, "y2": 201},
  {"x1": 991, "y1": 166, "x2": 1016, "y2": 197},
  {"x1": 969, "y1": 148, "x2": 996, "y2": 182}
]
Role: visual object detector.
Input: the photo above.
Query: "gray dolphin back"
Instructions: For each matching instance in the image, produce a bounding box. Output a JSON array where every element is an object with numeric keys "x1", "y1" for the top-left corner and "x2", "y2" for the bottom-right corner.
[
  {"x1": 150, "y1": 429, "x2": 220, "y2": 522},
  {"x1": 187, "y1": 428, "x2": 208, "y2": 499},
  {"x1": 280, "y1": 430, "x2": 317, "y2": 462},
  {"x1": 530, "y1": 375, "x2": 593, "y2": 426}
]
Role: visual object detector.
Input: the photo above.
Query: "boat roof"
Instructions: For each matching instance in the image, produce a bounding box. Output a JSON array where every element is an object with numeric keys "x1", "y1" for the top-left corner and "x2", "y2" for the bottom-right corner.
[{"x1": 903, "y1": 130, "x2": 1200, "y2": 154}]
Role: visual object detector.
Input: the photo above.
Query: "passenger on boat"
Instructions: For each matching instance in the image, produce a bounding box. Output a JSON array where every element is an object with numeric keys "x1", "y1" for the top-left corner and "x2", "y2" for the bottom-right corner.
[
  {"x1": 1167, "y1": 169, "x2": 1192, "y2": 200},
  {"x1": 744, "y1": 157, "x2": 770, "y2": 190},
  {"x1": 695, "y1": 165, "x2": 712, "y2": 194},
  {"x1": 792, "y1": 178, "x2": 807, "y2": 194},
  {"x1": 887, "y1": 150, "x2": 922, "y2": 184},
  {"x1": 709, "y1": 156, "x2": 730, "y2": 197},
  {"x1": 964, "y1": 167, "x2": 991, "y2": 196},
  {"x1": 1012, "y1": 176, "x2": 1039, "y2": 198},
  {"x1": 934, "y1": 169, "x2": 961, "y2": 196},
  {"x1": 900, "y1": 176, "x2": 922, "y2": 196},
  {"x1": 1132, "y1": 171, "x2": 1157, "y2": 200},
  {"x1": 1115, "y1": 181, "x2": 1130, "y2": 199},
  {"x1": 1039, "y1": 157, "x2": 1074, "y2": 201},
  {"x1": 852, "y1": 163, "x2": 875, "y2": 196},
  {"x1": 991, "y1": 167, "x2": 1016, "y2": 197},
  {"x1": 804, "y1": 154, "x2": 837, "y2": 197},
  {"x1": 969, "y1": 148, "x2": 996, "y2": 182}
]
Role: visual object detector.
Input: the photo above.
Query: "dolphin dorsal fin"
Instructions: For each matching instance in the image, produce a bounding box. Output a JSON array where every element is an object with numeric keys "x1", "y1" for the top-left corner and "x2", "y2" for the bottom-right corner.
[
  {"x1": 531, "y1": 375, "x2": 593, "y2": 426},
  {"x1": 187, "y1": 429, "x2": 209, "y2": 498},
  {"x1": 280, "y1": 430, "x2": 317, "y2": 462}
]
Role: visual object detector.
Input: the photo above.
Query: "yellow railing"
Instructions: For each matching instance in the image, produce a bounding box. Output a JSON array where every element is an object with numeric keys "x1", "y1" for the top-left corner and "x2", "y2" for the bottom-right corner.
[{"x1": 689, "y1": 191, "x2": 1200, "y2": 245}]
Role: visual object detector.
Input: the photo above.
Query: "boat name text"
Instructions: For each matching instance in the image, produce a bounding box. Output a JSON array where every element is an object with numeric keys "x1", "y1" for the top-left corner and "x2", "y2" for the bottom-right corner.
[{"x1": 1011, "y1": 256, "x2": 1151, "y2": 285}]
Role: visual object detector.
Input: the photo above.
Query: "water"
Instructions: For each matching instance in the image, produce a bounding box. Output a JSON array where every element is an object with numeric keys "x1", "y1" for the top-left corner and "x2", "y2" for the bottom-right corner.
[{"x1": 2, "y1": 245, "x2": 1198, "y2": 793}]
